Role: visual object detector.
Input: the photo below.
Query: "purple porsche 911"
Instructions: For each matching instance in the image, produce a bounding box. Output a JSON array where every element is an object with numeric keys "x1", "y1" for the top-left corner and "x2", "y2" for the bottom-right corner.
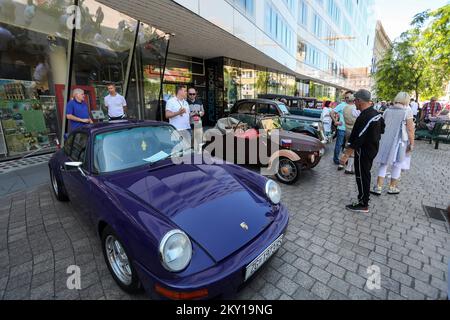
[{"x1": 48, "y1": 120, "x2": 289, "y2": 299}]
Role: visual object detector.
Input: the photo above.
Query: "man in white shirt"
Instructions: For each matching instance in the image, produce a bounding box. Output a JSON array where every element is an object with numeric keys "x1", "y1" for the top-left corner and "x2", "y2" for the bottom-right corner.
[
  {"x1": 165, "y1": 86, "x2": 191, "y2": 142},
  {"x1": 104, "y1": 83, "x2": 127, "y2": 120},
  {"x1": 410, "y1": 99, "x2": 419, "y2": 121}
]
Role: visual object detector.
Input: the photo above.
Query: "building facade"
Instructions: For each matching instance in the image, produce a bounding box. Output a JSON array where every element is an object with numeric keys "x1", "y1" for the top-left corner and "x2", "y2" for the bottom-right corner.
[{"x1": 0, "y1": 0, "x2": 376, "y2": 160}]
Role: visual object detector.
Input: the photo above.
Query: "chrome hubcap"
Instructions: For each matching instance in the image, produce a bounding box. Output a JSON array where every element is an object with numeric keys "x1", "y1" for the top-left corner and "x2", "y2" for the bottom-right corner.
[
  {"x1": 105, "y1": 235, "x2": 132, "y2": 285},
  {"x1": 277, "y1": 159, "x2": 298, "y2": 182},
  {"x1": 51, "y1": 171, "x2": 59, "y2": 195}
]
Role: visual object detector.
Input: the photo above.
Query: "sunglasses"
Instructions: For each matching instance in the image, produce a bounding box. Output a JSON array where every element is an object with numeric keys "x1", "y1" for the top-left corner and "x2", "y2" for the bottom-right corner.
[{"x1": 188, "y1": 93, "x2": 196, "y2": 96}]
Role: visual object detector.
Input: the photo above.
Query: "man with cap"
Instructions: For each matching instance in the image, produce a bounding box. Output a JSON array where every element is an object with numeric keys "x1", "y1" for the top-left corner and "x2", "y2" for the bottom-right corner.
[{"x1": 340, "y1": 89, "x2": 385, "y2": 213}]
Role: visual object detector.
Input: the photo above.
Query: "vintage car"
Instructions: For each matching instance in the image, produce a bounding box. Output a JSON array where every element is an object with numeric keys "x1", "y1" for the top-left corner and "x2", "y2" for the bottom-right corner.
[
  {"x1": 204, "y1": 115, "x2": 325, "y2": 184},
  {"x1": 48, "y1": 120, "x2": 289, "y2": 299},
  {"x1": 229, "y1": 99, "x2": 327, "y2": 143},
  {"x1": 258, "y1": 94, "x2": 324, "y2": 119}
]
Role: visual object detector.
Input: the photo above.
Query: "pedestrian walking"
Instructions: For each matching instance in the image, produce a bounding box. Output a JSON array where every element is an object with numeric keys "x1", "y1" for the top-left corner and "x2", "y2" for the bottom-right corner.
[
  {"x1": 371, "y1": 92, "x2": 416, "y2": 195},
  {"x1": 331, "y1": 91, "x2": 353, "y2": 169},
  {"x1": 186, "y1": 88, "x2": 205, "y2": 153},
  {"x1": 340, "y1": 89, "x2": 385, "y2": 213},
  {"x1": 104, "y1": 83, "x2": 127, "y2": 120},
  {"x1": 165, "y1": 85, "x2": 191, "y2": 143}
]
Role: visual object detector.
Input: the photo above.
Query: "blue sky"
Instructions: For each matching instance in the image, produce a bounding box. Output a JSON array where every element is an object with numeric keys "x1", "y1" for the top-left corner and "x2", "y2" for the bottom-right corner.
[{"x1": 374, "y1": 0, "x2": 449, "y2": 41}]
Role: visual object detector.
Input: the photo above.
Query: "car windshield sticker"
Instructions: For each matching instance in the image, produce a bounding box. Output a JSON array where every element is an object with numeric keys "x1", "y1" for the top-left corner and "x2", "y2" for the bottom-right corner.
[
  {"x1": 143, "y1": 151, "x2": 169, "y2": 163},
  {"x1": 141, "y1": 140, "x2": 147, "y2": 151}
]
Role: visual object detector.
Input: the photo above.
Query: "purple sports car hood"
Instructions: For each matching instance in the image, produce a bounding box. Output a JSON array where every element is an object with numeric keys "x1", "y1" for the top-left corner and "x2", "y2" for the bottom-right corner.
[{"x1": 105, "y1": 162, "x2": 275, "y2": 262}]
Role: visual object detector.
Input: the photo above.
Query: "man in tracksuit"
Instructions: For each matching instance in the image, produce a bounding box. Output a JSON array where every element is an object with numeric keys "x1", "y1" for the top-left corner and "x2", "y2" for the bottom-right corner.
[{"x1": 340, "y1": 90, "x2": 385, "y2": 213}]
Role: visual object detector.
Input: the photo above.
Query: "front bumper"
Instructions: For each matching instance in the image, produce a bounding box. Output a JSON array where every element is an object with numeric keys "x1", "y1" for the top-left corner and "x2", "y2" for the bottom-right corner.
[{"x1": 133, "y1": 205, "x2": 290, "y2": 300}]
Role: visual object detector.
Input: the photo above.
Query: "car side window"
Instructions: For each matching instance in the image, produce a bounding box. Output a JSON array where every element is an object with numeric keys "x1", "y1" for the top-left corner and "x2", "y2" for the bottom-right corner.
[
  {"x1": 237, "y1": 102, "x2": 256, "y2": 114},
  {"x1": 70, "y1": 133, "x2": 89, "y2": 167},
  {"x1": 64, "y1": 134, "x2": 75, "y2": 156},
  {"x1": 258, "y1": 104, "x2": 278, "y2": 115}
]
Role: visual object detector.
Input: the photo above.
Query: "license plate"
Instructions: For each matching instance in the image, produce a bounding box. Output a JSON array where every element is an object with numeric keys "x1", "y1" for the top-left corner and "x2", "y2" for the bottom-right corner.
[{"x1": 244, "y1": 235, "x2": 284, "y2": 281}]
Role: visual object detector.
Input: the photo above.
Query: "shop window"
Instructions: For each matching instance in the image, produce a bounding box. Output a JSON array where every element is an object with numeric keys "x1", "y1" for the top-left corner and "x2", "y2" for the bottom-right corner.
[
  {"x1": 70, "y1": 0, "x2": 138, "y2": 119},
  {"x1": 135, "y1": 23, "x2": 168, "y2": 121},
  {"x1": 0, "y1": 0, "x2": 75, "y2": 159},
  {"x1": 224, "y1": 60, "x2": 242, "y2": 110}
]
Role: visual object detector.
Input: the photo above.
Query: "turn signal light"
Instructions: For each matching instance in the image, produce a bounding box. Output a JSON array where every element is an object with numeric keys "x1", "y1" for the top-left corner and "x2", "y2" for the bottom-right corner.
[{"x1": 155, "y1": 284, "x2": 208, "y2": 300}]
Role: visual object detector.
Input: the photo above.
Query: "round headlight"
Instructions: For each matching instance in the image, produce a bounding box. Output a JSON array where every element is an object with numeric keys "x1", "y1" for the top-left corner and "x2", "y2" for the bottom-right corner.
[
  {"x1": 159, "y1": 230, "x2": 192, "y2": 272},
  {"x1": 265, "y1": 180, "x2": 282, "y2": 204}
]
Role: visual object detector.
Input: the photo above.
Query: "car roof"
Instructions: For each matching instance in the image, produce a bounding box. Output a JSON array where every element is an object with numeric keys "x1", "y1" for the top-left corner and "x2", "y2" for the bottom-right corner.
[
  {"x1": 235, "y1": 98, "x2": 283, "y2": 105},
  {"x1": 257, "y1": 94, "x2": 316, "y2": 101},
  {"x1": 72, "y1": 120, "x2": 171, "y2": 135}
]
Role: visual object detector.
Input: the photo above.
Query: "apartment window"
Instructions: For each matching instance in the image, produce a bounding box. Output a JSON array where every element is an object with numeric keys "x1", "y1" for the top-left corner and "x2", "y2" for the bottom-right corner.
[
  {"x1": 265, "y1": 3, "x2": 294, "y2": 53},
  {"x1": 283, "y1": 0, "x2": 295, "y2": 11},
  {"x1": 327, "y1": 0, "x2": 341, "y2": 26},
  {"x1": 312, "y1": 13, "x2": 323, "y2": 38},
  {"x1": 298, "y1": 0, "x2": 308, "y2": 26},
  {"x1": 234, "y1": 0, "x2": 255, "y2": 16}
]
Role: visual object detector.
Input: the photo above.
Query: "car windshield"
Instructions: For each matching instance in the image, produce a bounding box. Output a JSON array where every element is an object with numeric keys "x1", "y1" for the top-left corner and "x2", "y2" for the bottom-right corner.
[
  {"x1": 282, "y1": 118, "x2": 311, "y2": 131},
  {"x1": 93, "y1": 125, "x2": 191, "y2": 173},
  {"x1": 260, "y1": 117, "x2": 282, "y2": 131},
  {"x1": 277, "y1": 103, "x2": 290, "y2": 115}
]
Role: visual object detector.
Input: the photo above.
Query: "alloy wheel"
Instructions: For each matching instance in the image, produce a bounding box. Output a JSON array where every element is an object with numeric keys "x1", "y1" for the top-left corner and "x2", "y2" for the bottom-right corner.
[{"x1": 105, "y1": 235, "x2": 133, "y2": 286}]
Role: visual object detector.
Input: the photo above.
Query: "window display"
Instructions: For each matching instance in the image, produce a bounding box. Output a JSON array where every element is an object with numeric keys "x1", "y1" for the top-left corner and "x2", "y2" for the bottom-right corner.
[{"x1": 0, "y1": 79, "x2": 58, "y2": 157}]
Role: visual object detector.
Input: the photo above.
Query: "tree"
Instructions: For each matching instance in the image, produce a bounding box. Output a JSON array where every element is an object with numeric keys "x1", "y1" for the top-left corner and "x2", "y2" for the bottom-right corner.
[{"x1": 374, "y1": 4, "x2": 449, "y2": 101}]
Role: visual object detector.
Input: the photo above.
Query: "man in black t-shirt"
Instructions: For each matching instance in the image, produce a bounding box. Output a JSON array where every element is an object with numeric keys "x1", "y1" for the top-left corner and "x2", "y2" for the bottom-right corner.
[{"x1": 340, "y1": 89, "x2": 385, "y2": 214}]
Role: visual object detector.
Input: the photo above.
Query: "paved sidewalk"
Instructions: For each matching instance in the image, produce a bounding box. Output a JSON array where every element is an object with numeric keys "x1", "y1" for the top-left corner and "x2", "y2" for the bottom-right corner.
[{"x1": 0, "y1": 141, "x2": 449, "y2": 300}]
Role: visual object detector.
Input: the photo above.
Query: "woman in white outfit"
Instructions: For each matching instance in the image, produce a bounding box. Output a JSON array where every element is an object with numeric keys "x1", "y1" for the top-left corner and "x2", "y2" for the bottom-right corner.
[
  {"x1": 371, "y1": 92, "x2": 415, "y2": 195},
  {"x1": 321, "y1": 101, "x2": 333, "y2": 142}
]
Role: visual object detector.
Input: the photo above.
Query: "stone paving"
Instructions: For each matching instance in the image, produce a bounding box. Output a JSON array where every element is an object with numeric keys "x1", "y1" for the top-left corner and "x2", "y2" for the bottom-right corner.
[{"x1": 0, "y1": 141, "x2": 449, "y2": 300}]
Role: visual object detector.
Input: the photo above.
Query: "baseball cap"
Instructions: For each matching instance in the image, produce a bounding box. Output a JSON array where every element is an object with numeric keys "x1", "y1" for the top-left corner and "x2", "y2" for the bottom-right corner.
[{"x1": 354, "y1": 89, "x2": 372, "y2": 102}]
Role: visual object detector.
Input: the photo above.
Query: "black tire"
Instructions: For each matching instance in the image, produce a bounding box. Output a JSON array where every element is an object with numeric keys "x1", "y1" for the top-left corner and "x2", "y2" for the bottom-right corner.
[
  {"x1": 275, "y1": 157, "x2": 301, "y2": 185},
  {"x1": 49, "y1": 167, "x2": 69, "y2": 202},
  {"x1": 101, "y1": 225, "x2": 142, "y2": 294}
]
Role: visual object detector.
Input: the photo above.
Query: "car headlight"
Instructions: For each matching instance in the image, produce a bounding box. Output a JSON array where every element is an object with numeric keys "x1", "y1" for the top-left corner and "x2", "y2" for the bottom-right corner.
[
  {"x1": 265, "y1": 180, "x2": 281, "y2": 204},
  {"x1": 159, "y1": 230, "x2": 192, "y2": 272}
]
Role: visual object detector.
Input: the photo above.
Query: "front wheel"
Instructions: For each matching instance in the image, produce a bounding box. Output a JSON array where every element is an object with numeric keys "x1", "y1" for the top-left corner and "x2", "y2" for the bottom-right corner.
[
  {"x1": 101, "y1": 226, "x2": 142, "y2": 294},
  {"x1": 50, "y1": 167, "x2": 69, "y2": 201},
  {"x1": 275, "y1": 158, "x2": 301, "y2": 185}
]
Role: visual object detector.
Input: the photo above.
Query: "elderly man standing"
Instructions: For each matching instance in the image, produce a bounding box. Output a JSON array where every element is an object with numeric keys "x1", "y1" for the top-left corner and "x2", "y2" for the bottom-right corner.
[
  {"x1": 340, "y1": 90, "x2": 385, "y2": 213},
  {"x1": 66, "y1": 88, "x2": 93, "y2": 132}
]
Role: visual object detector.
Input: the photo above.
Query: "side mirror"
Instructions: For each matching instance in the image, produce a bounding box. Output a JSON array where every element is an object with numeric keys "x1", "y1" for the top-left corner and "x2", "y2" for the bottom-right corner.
[
  {"x1": 64, "y1": 162, "x2": 83, "y2": 170},
  {"x1": 64, "y1": 162, "x2": 86, "y2": 178}
]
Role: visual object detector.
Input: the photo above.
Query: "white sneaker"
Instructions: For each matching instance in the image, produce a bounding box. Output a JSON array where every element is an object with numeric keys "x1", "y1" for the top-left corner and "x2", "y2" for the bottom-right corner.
[{"x1": 387, "y1": 186, "x2": 400, "y2": 195}]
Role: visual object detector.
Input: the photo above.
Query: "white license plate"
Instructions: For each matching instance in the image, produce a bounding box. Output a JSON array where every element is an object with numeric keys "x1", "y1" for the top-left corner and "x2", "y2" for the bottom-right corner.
[{"x1": 244, "y1": 235, "x2": 284, "y2": 281}]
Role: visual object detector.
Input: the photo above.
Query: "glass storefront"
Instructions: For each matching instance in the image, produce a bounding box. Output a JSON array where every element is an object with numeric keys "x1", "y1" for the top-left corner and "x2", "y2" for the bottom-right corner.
[
  {"x1": 204, "y1": 57, "x2": 300, "y2": 125},
  {"x1": 0, "y1": 0, "x2": 74, "y2": 159},
  {"x1": 0, "y1": 0, "x2": 168, "y2": 160}
]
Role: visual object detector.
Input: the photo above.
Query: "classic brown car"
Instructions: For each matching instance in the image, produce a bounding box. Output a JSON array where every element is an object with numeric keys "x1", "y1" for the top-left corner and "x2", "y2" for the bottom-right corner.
[{"x1": 204, "y1": 115, "x2": 325, "y2": 184}]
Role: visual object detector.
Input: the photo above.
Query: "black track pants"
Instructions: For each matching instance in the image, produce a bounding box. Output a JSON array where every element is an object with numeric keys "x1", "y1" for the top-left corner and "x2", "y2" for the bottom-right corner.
[{"x1": 354, "y1": 148, "x2": 375, "y2": 207}]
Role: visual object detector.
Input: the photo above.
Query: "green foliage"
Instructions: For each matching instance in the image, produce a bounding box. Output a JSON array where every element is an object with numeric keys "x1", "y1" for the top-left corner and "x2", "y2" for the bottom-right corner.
[{"x1": 374, "y1": 4, "x2": 449, "y2": 101}]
